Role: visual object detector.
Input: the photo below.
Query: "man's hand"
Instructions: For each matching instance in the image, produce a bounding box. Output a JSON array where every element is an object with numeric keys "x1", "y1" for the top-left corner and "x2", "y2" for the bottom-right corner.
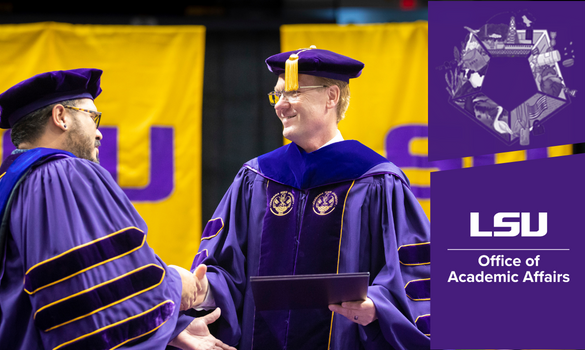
[
  {"x1": 169, "y1": 264, "x2": 209, "y2": 311},
  {"x1": 193, "y1": 264, "x2": 209, "y2": 306},
  {"x1": 328, "y1": 297, "x2": 378, "y2": 326},
  {"x1": 169, "y1": 308, "x2": 235, "y2": 350}
]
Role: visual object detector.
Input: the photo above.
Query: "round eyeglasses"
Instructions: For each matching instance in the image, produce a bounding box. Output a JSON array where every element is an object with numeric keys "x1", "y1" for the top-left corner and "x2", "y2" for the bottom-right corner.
[
  {"x1": 267, "y1": 85, "x2": 327, "y2": 106},
  {"x1": 63, "y1": 105, "x2": 102, "y2": 128}
]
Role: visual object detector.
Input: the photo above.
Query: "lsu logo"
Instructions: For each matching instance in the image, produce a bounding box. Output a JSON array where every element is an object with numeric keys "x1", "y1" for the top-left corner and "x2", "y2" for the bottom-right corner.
[
  {"x1": 470, "y1": 212, "x2": 548, "y2": 237},
  {"x1": 313, "y1": 191, "x2": 338, "y2": 216},
  {"x1": 270, "y1": 191, "x2": 294, "y2": 216}
]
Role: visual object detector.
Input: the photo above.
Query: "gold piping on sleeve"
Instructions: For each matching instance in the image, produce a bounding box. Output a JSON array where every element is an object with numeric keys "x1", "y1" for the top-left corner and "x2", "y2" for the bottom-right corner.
[
  {"x1": 52, "y1": 300, "x2": 174, "y2": 350},
  {"x1": 196, "y1": 249, "x2": 209, "y2": 260},
  {"x1": 404, "y1": 278, "x2": 431, "y2": 301},
  {"x1": 414, "y1": 314, "x2": 431, "y2": 337},
  {"x1": 24, "y1": 227, "x2": 146, "y2": 295},
  {"x1": 397, "y1": 242, "x2": 430, "y2": 266},
  {"x1": 200, "y1": 218, "x2": 224, "y2": 241},
  {"x1": 35, "y1": 264, "x2": 165, "y2": 332}
]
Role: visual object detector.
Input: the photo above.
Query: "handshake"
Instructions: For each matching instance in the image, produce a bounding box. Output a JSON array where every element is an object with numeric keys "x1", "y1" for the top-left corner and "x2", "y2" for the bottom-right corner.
[
  {"x1": 171, "y1": 264, "x2": 210, "y2": 311},
  {"x1": 168, "y1": 264, "x2": 235, "y2": 350}
]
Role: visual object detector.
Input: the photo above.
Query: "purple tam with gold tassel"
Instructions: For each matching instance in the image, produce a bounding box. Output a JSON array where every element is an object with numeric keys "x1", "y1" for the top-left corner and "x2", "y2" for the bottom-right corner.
[
  {"x1": 0, "y1": 68, "x2": 102, "y2": 129},
  {"x1": 265, "y1": 46, "x2": 364, "y2": 91}
]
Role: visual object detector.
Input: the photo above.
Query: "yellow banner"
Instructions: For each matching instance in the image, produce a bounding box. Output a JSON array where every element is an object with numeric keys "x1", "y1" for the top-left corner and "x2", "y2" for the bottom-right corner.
[
  {"x1": 0, "y1": 22, "x2": 205, "y2": 268},
  {"x1": 280, "y1": 23, "x2": 571, "y2": 219}
]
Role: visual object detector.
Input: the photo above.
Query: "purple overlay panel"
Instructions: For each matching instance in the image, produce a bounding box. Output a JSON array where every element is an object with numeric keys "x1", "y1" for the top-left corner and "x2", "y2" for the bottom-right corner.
[
  {"x1": 35, "y1": 264, "x2": 164, "y2": 332},
  {"x1": 24, "y1": 227, "x2": 145, "y2": 295},
  {"x1": 398, "y1": 242, "x2": 431, "y2": 266},
  {"x1": 429, "y1": 1, "x2": 584, "y2": 160},
  {"x1": 2, "y1": 126, "x2": 175, "y2": 202},
  {"x1": 431, "y1": 153, "x2": 585, "y2": 348},
  {"x1": 405, "y1": 278, "x2": 430, "y2": 301},
  {"x1": 54, "y1": 300, "x2": 175, "y2": 350}
]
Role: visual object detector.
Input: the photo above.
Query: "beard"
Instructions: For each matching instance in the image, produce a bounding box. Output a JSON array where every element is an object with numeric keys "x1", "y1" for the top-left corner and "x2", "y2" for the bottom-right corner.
[{"x1": 65, "y1": 118, "x2": 100, "y2": 164}]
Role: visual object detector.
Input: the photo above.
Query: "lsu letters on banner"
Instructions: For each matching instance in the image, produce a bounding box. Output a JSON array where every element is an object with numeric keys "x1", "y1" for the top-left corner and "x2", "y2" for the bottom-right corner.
[{"x1": 0, "y1": 22, "x2": 205, "y2": 267}]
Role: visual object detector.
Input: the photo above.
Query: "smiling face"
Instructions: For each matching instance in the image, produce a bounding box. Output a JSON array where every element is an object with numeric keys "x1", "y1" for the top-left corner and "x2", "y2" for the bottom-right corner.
[
  {"x1": 64, "y1": 99, "x2": 103, "y2": 163},
  {"x1": 273, "y1": 74, "x2": 338, "y2": 152}
]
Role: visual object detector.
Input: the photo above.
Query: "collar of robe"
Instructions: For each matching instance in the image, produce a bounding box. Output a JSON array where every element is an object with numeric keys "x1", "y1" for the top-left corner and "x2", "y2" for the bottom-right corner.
[{"x1": 256, "y1": 140, "x2": 406, "y2": 190}]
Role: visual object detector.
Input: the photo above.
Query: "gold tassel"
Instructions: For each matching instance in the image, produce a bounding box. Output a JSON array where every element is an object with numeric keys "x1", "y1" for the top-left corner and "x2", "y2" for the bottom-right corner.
[{"x1": 285, "y1": 53, "x2": 299, "y2": 92}]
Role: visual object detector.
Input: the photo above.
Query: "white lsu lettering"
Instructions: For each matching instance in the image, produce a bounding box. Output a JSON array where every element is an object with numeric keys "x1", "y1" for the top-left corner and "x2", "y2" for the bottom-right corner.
[{"x1": 470, "y1": 212, "x2": 548, "y2": 237}]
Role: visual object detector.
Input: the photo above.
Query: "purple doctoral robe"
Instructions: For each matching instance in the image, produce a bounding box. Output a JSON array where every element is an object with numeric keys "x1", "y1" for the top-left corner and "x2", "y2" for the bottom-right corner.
[
  {"x1": 192, "y1": 140, "x2": 430, "y2": 350},
  {"x1": 0, "y1": 148, "x2": 192, "y2": 350}
]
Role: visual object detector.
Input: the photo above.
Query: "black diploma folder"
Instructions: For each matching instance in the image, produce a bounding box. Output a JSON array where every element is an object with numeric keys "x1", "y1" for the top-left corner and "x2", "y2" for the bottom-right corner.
[{"x1": 250, "y1": 272, "x2": 370, "y2": 311}]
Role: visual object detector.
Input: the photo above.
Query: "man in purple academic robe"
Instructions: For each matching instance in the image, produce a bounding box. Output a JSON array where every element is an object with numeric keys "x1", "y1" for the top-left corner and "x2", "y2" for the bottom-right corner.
[
  {"x1": 0, "y1": 69, "x2": 234, "y2": 350},
  {"x1": 189, "y1": 48, "x2": 431, "y2": 349}
]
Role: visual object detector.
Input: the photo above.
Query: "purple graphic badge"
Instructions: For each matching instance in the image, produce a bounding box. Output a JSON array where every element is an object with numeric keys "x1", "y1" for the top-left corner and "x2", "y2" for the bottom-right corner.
[{"x1": 429, "y1": 2, "x2": 584, "y2": 160}]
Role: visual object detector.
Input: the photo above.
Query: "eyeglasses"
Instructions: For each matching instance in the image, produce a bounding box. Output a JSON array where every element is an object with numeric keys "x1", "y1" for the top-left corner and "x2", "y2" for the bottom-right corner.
[
  {"x1": 267, "y1": 85, "x2": 327, "y2": 106},
  {"x1": 63, "y1": 105, "x2": 102, "y2": 128}
]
